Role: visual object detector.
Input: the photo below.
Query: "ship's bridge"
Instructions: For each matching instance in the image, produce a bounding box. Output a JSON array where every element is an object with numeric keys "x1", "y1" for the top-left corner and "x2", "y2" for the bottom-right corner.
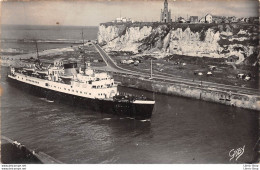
[
  {"x1": 45, "y1": 66, "x2": 64, "y2": 82},
  {"x1": 94, "y1": 72, "x2": 110, "y2": 80},
  {"x1": 48, "y1": 67, "x2": 64, "y2": 75},
  {"x1": 77, "y1": 73, "x2": 95, "y2": 83}
]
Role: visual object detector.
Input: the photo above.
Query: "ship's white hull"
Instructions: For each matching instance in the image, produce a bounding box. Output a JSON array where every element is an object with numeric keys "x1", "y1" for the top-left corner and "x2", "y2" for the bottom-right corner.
[
  {"x1": 7, "y1": 74, "x2": 154, "y2": 119},
  {"x1": 8, "y1": 73, "x2": 117, "y2": 100}
]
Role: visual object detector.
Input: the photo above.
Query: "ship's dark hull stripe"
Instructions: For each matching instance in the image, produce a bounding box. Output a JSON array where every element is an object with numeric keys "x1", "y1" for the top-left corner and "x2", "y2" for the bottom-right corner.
[{"x1": 7, "y1": 77, "x2": 154, "y2": 120}]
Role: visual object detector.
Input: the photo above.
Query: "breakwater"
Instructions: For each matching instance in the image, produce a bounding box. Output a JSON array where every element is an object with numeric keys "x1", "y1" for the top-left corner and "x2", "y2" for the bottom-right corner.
[
  {"x1": 112, "y1": 72, "x2": 260, "y2": 111},
  {"x1": 1, "y1": 136, "x2": 62, "y2": 164}
]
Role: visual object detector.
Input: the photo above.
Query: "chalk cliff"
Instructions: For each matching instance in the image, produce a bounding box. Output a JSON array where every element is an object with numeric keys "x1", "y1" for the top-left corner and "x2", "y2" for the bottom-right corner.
[{"x1": 98, "y1": 23, "x2": 258, "y2": 64}]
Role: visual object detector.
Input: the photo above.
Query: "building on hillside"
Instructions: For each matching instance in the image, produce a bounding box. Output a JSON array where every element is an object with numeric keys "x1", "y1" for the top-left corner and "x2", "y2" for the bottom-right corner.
[
  {"x1": 199, "y1": 17, "x2": 205, "y2": 23},
  {"x1": 253, "y1": 17, "x2": 259, "y2": 23},
  {"x1": 160, "y1": 0, "x2": 172, "y2": 23},
  {"x1": 199, "y1": 14, "x2": 213, "y2": 23},
  {"x1": 245, "y1": 18, "x2": 250, "y2": 22},
  {"x1": 223, "y1": 19, "x2": 230, "y2": 23},
  {"x1": 249, "y1": 17, "x2": 259, "y2": 23},
  {"x1": 213, "y1": 18, "x2": 222, "y2": 24},
  {"x1": 112, "y1": 17, "x2": 134, "y2": 23},
  {"x1": 205, "y1": 14, "x2": 213, "y2": 23},
  {"x1": 178, "y1": 17, "x2": 186, "y2": 23},
  {"x1": 212, "y1": 15, "x2": 224, "y2": 24},
  {"x1": 239, "y1": 17, "x2": 249, "y2": 23},
  {"x1": 189, "y1": 16, "x2": 198, "y2": 23},
  {"x1": 230, "y1": 16, "x2": 237, "y2": 23}
]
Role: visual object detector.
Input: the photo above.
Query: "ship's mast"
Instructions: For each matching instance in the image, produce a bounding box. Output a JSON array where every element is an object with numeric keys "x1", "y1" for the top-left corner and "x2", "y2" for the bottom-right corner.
[
  {"x1": 81, "y1": 28, "x2": 86, "y2": 73},
  {"x1": 81, "y1": 28, "x2": 85, "y2": 45},
  {"x1": 35, "y1": 40, "x2": 39, "y2": 61},
  {"x1": 35, "y1": 40, "x2": 41, "y2": 69}
]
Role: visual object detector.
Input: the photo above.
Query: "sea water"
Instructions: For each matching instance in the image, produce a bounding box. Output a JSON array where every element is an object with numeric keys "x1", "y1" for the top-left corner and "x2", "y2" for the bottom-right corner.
[{"x1": 1, "y1": 25, "x2": 258, "y2": 163}]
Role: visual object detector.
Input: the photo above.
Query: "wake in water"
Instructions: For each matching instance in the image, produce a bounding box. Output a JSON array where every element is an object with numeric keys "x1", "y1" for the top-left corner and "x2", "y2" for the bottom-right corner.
[
  {"x1": 140, "y1": 119, "x2": 151, "y2": 122},
  {"x1": 126, "y1": 117, "x2": 135, "y2": 120},
  {"x1": 125, "y1": 117, "x2": 150, "y2": 122},
  {"x1": 102, "y1": 118, "x2": 112, "y2": 120},
  {"x1": 39, "y1": 98, "x2": 54, "y2": 103}
]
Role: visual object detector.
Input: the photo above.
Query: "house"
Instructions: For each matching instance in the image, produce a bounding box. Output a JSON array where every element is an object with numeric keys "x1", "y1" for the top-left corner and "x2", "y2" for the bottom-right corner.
[
  {"x1": 238, "y1": 18, "x2": 244, "y2": 22},
  {"x1": 223, "y1": 19, "x2": 230, "y2": 23},
  {"x1": 249, "y1": 17, "x2": 259, "y2": 23},
  {"x1": 199, "y1": 17, "x2": 205, "y2": 23},
  {"x1": 199, "y1": 14, "x2": 213, "y2": 23},
  {"x1": 239, "y1": 17, "x2": 248, "y2": 23},
  {"x1": 189, "y1": 16, "x2": 198, "y2": 23},
  {"x1": 226, "y1": 55, "x2": 239, "y2": 63},
  {"x1": 116, "y1": 18, "x2": 122, "y2": 23},
  {"x1": 212, "y1": 15, "x2": 224, "y2": 24},
  {"x1": 205, "y1": 14, "x2": 213, "y2": 23},
  {"x1": 226, "y1": 16, "x2": 237, "y2": 23},
  {"x1": 230, "y1": 16, "x2": 237, "y2": 23},
  {"x1": 178, "y1": 17, "x2": 186, "y2": 23},
  {"x1": 113, "y1": 17, "x2": 133, "y2": 23},
  {"x1": 213, "y1": 18, "x2": 222, "y2": 24}
]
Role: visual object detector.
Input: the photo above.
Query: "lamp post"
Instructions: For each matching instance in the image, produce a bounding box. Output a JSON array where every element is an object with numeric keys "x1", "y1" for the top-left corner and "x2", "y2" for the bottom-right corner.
[{"x1": 150, "y1": 59, "x2": 153, "y2": 79}]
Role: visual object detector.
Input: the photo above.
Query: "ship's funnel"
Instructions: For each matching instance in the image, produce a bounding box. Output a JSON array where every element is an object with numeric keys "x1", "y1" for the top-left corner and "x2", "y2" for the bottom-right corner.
[{"x1": 64, "y1": 62, "x2": 77, "y2": 76}]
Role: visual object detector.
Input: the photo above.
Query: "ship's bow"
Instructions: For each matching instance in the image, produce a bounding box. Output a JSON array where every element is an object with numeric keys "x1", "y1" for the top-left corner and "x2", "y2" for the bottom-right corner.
[{"x1": 131, "y1": 100, "x2": 155, "y2": 120}]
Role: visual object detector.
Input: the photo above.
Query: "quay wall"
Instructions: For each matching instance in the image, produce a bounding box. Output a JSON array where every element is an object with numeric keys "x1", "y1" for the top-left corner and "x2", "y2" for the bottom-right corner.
[{"x1": 112, "y1": 73, "x2": 260, "y2": 111}]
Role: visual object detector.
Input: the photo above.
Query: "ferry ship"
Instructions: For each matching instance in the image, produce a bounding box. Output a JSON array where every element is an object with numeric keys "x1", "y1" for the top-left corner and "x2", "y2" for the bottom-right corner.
[{"x1": 7, "y1": 59, "x2": 155, "y2": 119}]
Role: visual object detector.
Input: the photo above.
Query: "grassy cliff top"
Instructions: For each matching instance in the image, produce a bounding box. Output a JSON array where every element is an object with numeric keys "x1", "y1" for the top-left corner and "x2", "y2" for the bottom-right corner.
[{"x1": 100, "y1": 22, "x2": 258, "y2": 33}]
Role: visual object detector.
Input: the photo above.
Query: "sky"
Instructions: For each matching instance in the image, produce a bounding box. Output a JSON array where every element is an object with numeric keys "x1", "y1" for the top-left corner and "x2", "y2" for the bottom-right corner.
[{"x1": 1, "y1": 0, "x2": 259, "y2": 26}]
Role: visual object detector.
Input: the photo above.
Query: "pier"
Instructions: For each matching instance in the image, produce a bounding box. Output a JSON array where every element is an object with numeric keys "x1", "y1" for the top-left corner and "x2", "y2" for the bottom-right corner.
[{"x1": 1, "y1": 136, "x2": 63, "y2": 164}]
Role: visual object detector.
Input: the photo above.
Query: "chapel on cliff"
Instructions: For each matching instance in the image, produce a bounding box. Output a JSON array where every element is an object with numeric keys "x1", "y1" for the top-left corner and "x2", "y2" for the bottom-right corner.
[{"x1": 160, "y1": 0, "x2": 172, "y2": 23}]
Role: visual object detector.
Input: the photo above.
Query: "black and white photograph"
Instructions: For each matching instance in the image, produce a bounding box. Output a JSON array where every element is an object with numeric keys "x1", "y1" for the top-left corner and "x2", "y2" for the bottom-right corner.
[{"x1": 0, "y1": 0, "x2": 259, "y2": 167}]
